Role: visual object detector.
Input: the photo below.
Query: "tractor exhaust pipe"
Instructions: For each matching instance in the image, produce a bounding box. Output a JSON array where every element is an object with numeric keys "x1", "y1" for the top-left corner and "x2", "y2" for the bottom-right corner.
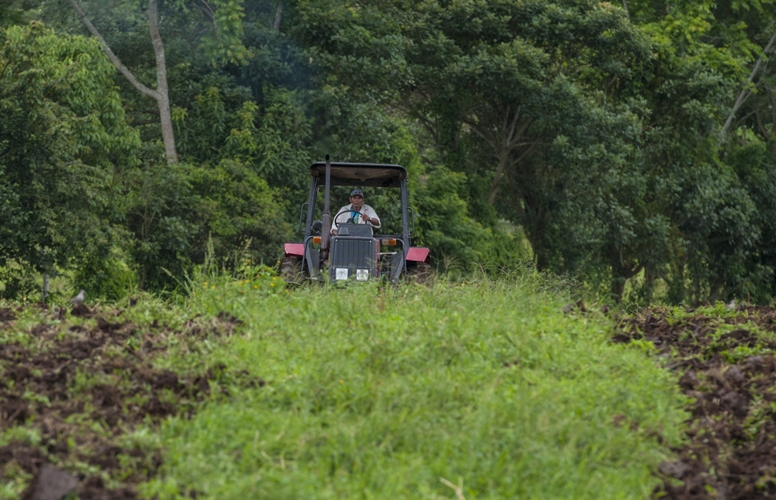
[{"x1": 320, "y1": 154, "x2": 332, "y2": 264}]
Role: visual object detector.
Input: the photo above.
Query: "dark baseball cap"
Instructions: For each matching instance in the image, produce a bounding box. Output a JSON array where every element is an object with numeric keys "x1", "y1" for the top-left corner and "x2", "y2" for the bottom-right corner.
[{"x1": 350, "y1": 188, "x2": 364, "y2": 197}]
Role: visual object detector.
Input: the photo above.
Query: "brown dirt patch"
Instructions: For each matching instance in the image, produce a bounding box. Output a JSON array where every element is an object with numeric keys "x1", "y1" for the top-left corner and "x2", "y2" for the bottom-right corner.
[
  {"x1": 0, "y1": 305, "x2": 258, "y2": 499},
  {"x1": 615, "y1": 305, "x2": 776, "y2": 499},
  {"x1": 0, "y1": 307, "x2": 16, "y2": 322}
]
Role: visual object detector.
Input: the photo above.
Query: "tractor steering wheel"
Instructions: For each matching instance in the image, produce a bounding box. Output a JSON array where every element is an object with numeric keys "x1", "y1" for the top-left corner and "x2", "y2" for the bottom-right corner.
[{"x1": 333, "y1": 209, "x2": 363, "y2": 229}]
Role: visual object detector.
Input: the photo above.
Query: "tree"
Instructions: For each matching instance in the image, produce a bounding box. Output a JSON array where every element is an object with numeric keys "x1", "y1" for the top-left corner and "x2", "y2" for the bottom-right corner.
[
  {"x1": 120, "y1": 157, "x2": 292, "y2": 290},
  {"x1": 291, "y1": 0, "x2": 776, "y2": 302},
  {"x1": 0, "y1": 1, "x2": 25, "y2": 27},
  {"x1": 63, "y1": 0, "x2": 253, "y2": 164},
  {"x1": 293, "y1": 0, "x2": 653, "y2": 280},
  {"x1": 0, "y1": 23, "x2": 140, "y2": 296},
  {"x1": 66, "y1": 0, "x2": 178, "y2": 162},
  {"x1": 614, "y1": 0, "x2": 776, "y2": 302}
]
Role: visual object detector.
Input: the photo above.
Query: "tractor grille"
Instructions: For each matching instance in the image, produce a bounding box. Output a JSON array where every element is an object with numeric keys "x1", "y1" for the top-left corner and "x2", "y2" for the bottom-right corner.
[{"x1": 330, "y1": 237, "x2": 374, "y2": 275}]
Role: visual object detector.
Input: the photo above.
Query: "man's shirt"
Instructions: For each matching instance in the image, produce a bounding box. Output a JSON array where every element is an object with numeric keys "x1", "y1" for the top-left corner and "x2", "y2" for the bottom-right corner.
[{"x1": 332, "y1": 203, "x2": 381, "y2": 232}]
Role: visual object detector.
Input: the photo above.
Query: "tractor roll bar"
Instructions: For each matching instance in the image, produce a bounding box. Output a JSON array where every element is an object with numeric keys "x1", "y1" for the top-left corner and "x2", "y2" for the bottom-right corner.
[{"x1": 320, "y1": 155, "x2": 332, "y2": 260}]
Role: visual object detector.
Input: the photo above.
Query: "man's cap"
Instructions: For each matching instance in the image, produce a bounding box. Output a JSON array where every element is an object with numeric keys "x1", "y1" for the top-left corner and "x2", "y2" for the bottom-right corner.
[{"x1": 350, "y1": 188, "x2": 364, "y2": 197}]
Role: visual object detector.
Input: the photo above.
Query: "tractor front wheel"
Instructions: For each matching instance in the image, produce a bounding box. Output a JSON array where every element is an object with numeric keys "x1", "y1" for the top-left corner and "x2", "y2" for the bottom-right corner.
[
  {"x1": 280, "y1": 256, "x2": 303, "y2": 284},
  {"x1": 406, "y1": 261, "x2": 432, "y2": 283}
]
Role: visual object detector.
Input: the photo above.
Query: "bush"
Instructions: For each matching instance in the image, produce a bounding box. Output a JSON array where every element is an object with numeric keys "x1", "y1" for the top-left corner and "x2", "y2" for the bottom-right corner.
[
  {"x1": 71, "y1": 247, "x2": 138, "y2": 302},
  {"x1": 123, "y1": 159, "x2": 292, "y2": 292}
]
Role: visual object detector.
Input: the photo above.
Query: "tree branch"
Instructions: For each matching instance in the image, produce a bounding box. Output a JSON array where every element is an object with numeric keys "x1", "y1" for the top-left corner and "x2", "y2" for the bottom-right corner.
[
  {"x1": 196, "y1": 0, "x2": 216, "y2": 25},
  {"x1": 719, "y1": 29, "x2": 776, "y2": 141},
  {"x1": 755, "y1": 109, "x2": 770, "y2": 138},
  {"x1": 507, "y1": 118, "x2": 533, "y2": 150},
  {"x1": 399, "y1": 105, "x2": 439, "y2": 144},
  {"x1": 486, "y1": 141, "x2": 539, "y2": 205},
  {"x1": 461, "y1": 117, "x2": 501, "y2": 151},
  {"x1": 503, "y1": 106, "x2": 520, "y2": 148},
  {"x1": 66, "y1": 0, "x2": 159, "y2": 100}
]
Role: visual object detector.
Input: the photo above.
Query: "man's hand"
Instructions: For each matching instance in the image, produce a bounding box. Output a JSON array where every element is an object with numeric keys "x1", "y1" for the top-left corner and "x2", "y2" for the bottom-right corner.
[{"x1": 362, "y1": 215, "x2": 372, "y2": 224}]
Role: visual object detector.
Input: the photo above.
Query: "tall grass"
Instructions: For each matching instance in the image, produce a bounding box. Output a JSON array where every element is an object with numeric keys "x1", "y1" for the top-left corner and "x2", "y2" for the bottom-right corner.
[{"x1": 142, "y1": 272, "x2": 686, "y2": 499}]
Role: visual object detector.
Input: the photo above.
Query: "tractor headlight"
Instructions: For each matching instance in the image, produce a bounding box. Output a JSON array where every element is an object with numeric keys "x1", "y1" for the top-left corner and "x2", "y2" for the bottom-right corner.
[
  {"x1": 356, "y1": 269, "x2": 369, "y2": 281},
  {"x1": 335, "y1": 268, "x2": 348, "y2": 280}
]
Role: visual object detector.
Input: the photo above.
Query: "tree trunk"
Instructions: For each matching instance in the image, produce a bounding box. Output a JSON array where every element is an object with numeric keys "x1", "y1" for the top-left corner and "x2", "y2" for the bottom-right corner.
[
  {"x1": 67, "y1": 0, "x2": 178, "y2": 164},
  {"x1": 273, "y1": 1, "x2": 284, "y2": 31},
  {"x1": 611, "y1": 276, "x2": 627, "y2": 303},
  {"x1": 487, "y1": 150, "x2": 510, "y2": 205},
  {"x1": 522, "y1": 195, "x2": 547, "y2": 270},
  {"x1": 148, "y1": 0, "x2": 178, "y2": 163},
  {"x1": 609, "y1": 256, "x2": 641, "y2": 303}
]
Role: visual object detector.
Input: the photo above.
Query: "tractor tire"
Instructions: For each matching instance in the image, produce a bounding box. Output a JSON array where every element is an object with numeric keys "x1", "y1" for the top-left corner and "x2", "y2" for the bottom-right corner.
[
  {"x1": 406, "y1": 261, "x2": 432, "y2": 284},
  {"x1": 280, "y1": 256, "x2": 303, "y2": 284}
]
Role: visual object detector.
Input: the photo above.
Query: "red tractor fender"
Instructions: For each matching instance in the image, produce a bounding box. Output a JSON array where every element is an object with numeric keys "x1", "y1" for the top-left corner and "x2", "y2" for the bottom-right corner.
[
  {"x1": 406, "y1": 247, "x2": 430, "y2": 263},
  {"x1": 284, "y1": 243, "x2": 305, "y2": 257}
]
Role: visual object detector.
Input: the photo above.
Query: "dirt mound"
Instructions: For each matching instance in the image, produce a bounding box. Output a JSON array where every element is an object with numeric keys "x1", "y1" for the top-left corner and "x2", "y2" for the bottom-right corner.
[
  {"x1": 0, "y1": 307, "x2": 16, "y2": 322},
  {"x1": 0, "y1": 306, "x2": 258, "y2": 499},
  {"x1": 69, "y1": 303, "x2": 95, "y2": 318},
  {"x1": 615, "y1": 306, "x2": 776, "y2": 499}
]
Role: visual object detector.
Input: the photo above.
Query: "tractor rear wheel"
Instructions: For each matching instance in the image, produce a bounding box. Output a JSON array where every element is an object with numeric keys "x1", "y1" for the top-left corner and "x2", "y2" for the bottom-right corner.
[
  {"x1": 280, "y1": 256, "x2": 303, "y2": 283},
  {"x1": 406, "y1": 261, "x2": 432, "y2": 283}
]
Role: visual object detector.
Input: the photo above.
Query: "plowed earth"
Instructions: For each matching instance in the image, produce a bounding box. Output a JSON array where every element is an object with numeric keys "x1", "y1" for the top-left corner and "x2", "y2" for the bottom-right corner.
[
  {"x1": 0, "y1": 304, "x2": 258, "y2": 499},
  {"x1": 615, "y1": 306, "x2": 776, "y2": 499}
]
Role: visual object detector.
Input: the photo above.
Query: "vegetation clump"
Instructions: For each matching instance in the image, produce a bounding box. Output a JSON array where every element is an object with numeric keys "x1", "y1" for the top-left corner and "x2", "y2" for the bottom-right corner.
[{"x1": 141, "y1": 274, "x2": 687, "y2": 499}]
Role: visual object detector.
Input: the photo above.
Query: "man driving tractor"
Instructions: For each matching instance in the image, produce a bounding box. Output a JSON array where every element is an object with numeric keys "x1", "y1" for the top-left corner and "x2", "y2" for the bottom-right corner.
[
  {"x1": 331, "y1": 188, "x2": 381, "y2": 235},
  {"x1": 280, "y1": 159, "x2": 430, "y2": 283}
]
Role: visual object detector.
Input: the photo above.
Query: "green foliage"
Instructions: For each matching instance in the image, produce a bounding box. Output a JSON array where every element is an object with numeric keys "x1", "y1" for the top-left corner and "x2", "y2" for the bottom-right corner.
[
  {"x1": 7, "y1": 0, "x2": 776, "y2": 303},
  {"x1": 724, "y1": 137, "x2": 776, "y2": 302},
  {"x1": 289, "y1": 0, "x2": 776, "y2": 303},
  {"x1": 71, "y1": 247, "x2": 139, "y2": 301},
  {"x1": 121, "y1": 156, "x2": 198, "y2": 292},
  {"x1": 122, "y1": 157, "x2": 291, "y2": 291},
  {"x1": 175, "y1": 85, "x2": 312, "y2": 194},
  {"x1": 50, "y1": 0, "x2": 252, "y2": 66},
  {"x1": 197, "y1": 0, "x2": 252, "y2": 65},
  {"x1": 0, "y1": 23, "x2": 140, "y2": 297},
  {"x1": 294, "y1": 0, "x2": 655, "y2": 287},
  {"x1": 0, "y1": 264, "x2": 40, "y2": 302},
  {"x1": 0, "y1": 1, "x2": 25, "y2": 27},
  {"x1": 411, "y1": 164, "x2": 530, "y2": 272},
  {"x1": 187, "y1": 159, "x2": 293, "y2": 267},
  {"x1": 248, "y1": 89, "x2": 312, "y2": 191}
]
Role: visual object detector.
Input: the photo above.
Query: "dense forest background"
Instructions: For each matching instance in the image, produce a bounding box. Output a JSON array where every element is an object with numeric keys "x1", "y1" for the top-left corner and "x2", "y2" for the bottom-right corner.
[{"x1": 1, "y1": 0, "x2": 775, "y2": 304}]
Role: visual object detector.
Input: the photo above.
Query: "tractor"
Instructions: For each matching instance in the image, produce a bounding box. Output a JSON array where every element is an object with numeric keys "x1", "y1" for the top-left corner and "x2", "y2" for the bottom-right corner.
[{"x1": 281, "y1": 156, "x2": 430, "y2": 283}]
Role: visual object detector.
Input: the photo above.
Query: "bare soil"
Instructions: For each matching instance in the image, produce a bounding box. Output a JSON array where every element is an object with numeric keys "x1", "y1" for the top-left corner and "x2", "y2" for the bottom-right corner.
[
  {"x1": 0, "y1": 304, "x2": 257, "y2": 499},
  {"x1": 615, "y1": 306, "x2": 776, "y2": 499}
]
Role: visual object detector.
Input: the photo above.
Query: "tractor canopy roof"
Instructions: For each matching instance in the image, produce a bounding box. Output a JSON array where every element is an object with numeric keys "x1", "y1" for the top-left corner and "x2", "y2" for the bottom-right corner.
[{"x1": 309, "y1": 162, "x2": 406, "y2": 188}]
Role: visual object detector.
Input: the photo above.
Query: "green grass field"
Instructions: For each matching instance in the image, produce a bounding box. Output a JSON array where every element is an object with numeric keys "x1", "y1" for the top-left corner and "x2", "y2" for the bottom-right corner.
[{"x1": 138, "y1": 273, "x2": 688, "y2": 499}]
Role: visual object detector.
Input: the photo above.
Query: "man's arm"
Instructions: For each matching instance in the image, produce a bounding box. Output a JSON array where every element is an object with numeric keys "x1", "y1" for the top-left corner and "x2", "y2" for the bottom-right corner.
[
  {"x1": 330, "y1": 213, "x2": 337, "y2": 234},
  {"x1": 331, "y1": 206, "x2": 346, "y2": 234},
  {"x1": 362, "y1": 205, "x2": 381, "y2": 228}
]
